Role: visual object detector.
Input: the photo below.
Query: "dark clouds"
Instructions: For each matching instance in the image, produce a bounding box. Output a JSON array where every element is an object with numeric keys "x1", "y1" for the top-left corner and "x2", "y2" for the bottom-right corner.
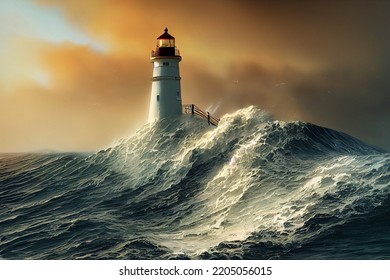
[{"x1": 1, "y1": 0, "x2": 389, "y2": 151}]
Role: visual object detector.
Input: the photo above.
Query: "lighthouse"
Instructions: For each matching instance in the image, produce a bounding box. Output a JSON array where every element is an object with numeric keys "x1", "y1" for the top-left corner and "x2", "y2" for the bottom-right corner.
[{"x1": 148, "y1": 28, "x2": 182, "y2": 122}]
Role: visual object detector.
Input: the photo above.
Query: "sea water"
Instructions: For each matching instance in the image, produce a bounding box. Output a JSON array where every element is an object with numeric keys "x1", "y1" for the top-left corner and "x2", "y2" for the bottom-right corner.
[{"x1": 1, "y1": 107, "x2": 389, "y2": 259}]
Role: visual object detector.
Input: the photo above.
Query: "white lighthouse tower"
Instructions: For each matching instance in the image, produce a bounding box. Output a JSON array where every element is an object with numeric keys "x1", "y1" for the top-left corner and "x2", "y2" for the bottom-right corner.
[{"x1": 148, "y1": 28, "x2": 182, "y2": 122}]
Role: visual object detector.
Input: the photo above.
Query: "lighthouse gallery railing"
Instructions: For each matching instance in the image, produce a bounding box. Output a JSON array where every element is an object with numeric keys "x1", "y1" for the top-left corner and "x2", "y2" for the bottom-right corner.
[{"x1": 182, "y1": 104, "x2": 220, "y2": 127}]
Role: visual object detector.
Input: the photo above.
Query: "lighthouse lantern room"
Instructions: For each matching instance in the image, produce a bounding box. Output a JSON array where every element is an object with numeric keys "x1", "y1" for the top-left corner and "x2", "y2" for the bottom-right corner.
[{"x1": 148, "y1": 28, "x2": 182, "y2": 122}]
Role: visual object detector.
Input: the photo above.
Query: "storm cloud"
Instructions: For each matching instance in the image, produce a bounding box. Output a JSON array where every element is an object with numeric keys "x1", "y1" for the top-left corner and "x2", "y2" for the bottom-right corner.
[{"x1": 1, "y1": 0, "x2": 389, "y2": 151}]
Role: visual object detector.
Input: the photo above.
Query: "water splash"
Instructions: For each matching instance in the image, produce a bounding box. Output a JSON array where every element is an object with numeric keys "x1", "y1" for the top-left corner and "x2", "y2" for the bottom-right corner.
[{"x1": 0, "y1": 107, "x2": 389, "y2": 259}]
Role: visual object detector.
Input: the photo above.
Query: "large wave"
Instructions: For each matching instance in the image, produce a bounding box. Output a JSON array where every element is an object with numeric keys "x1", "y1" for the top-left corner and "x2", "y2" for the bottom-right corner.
[{"x1": 0, "y1": 107, "x2": 389, "y2": 259}]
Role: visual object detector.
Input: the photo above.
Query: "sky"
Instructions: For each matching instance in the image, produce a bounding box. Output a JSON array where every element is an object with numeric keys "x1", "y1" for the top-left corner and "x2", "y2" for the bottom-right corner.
[{"x1": 1, "y1": 0, "x2": 389, "y2": 152}]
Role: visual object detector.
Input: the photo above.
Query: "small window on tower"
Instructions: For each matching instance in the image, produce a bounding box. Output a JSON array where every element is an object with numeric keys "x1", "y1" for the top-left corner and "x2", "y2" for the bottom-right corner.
[
  {"x1": 163, "y1": 62, "x2": 169, "y2": 66},
  {"x1": 176, "y1": 91, "x2": 181, "y2": 100},
  {"x1": 157, "y1": 95, "x2": 160, "y2": 101}
]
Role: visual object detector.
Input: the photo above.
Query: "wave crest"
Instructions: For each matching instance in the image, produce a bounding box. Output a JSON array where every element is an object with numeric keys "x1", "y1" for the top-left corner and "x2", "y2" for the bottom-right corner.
[{"x1": 1, "y1": 107, "x2": 389, "y2": 259}]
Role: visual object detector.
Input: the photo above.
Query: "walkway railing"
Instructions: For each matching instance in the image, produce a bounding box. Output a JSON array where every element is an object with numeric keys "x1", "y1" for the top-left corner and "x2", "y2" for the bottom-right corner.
[{"x1": 182, "y1": 104, "x2": 220, "y2": 126}]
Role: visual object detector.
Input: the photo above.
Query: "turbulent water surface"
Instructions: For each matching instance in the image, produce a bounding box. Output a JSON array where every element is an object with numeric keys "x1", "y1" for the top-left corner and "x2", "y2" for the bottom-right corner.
[{"x1": 1, "y1": 107, "x2": 389, "y2": 259}]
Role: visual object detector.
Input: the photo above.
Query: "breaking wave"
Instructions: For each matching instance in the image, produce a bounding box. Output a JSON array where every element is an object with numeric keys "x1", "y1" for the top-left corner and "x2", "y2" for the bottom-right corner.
[{"x1": 1, "y1": 107, "x2": 389, "y2": 259}]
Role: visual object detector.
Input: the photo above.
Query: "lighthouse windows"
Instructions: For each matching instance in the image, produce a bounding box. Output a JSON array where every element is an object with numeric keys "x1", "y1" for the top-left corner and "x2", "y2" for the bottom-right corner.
[
  {"x1": 157, "y1": 95, "x2": 160, "y2": 102},
  {"x1": 176, "y1": 91, "x2": 181, "y2": 100},
  {"x1": 154, "y1": 62, "x2": 170, "y2": 67},
  {"x1": 158, "y1": 38, "x2": 175, "y2": 48}
]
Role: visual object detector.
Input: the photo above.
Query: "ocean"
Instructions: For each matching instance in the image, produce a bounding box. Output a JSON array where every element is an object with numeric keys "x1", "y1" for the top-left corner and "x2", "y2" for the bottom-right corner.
[{"x1": 1, "y1": 107, "x2": 389, "y2": 260}]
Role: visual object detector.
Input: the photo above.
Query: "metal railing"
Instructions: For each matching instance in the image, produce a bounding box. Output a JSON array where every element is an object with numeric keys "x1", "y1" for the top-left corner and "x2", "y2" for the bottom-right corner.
[{"x1": 183, "y1": 104, "x2": 220, "y2": 127}]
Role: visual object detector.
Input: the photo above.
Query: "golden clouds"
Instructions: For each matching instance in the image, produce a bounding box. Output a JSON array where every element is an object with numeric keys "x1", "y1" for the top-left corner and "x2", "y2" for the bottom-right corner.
[
  {"x1": 1, "y1": 38, "x2": 150, "y2": 152},
  {"x1": 1, "y1": 0, "x2": 390, "y2": 152},
  {"x1": 34, "y1": 0, "x2": 157, "y2": 55}
]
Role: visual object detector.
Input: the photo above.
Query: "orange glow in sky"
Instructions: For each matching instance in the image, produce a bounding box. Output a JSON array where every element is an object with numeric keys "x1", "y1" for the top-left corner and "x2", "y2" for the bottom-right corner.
[{"x1": 1, "y1": 0, "x2": 390, "y2": 152}]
